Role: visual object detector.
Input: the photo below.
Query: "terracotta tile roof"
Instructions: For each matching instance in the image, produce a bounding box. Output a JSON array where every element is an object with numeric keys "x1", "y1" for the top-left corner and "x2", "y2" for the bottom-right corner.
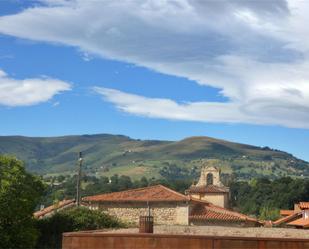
[
  {"x1": 34, "y1": 199, "x2": 75, "y2": 219},
  {"x1": 273, "y1": 212, "x2": 302, "y2": 226},
  {"x1": 187, "y1": 184, "x2": 229, "y2": 194},
  {"x1": 299, "y1": 202, "x2": 309, "y2": 209},
  {"x1": 280, "y1": 209, "x2": 294, "y2": 216},
  {"x1": 83, "y1": 185, "x2": 189, "y2": 203},
  {"x1": 287, "y1": 218, "x2": 309, "y2": 228},
  {"x1": 189, "y1": 203, "x2": 259, "y2": 223}
]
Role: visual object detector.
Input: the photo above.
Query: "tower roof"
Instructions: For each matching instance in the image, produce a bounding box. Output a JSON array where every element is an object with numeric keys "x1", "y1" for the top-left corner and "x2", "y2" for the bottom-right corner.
[{"x1": 187, "y1": 185, "x2": 229, "y2": 194}]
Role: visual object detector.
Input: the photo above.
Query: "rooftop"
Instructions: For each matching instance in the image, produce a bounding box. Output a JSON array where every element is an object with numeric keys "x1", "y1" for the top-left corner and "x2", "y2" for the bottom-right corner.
[
  {"x1": 187, "y1": 184, "x2": 229, "y2": 194},
  {"x1": 83, "y1": 185, "x2": 189, "y2": 203},
  {"x1": 190, "y1": 203, "x2": 258, "y2": 223},
  {"x1": 280, "y1": 210, "x2": 294, "y2": 216},
  {"x1": 288, "y1": 218, "x2": 309, "y2": 228},
  {"x1": 299, "y1": 202, "x2": 309, "y2": 210},
  {"x1": 273, "y1": 212, "x2": 302, "y2": 226},
  {"x1": 34, "y1": 199, "x2": 75, "y2": 219}
]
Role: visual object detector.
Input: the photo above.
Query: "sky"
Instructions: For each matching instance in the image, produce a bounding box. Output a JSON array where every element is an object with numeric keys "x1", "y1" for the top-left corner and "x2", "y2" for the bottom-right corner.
[{"x1": 1, "y1": 0, "x2": 309, "y2": 161}]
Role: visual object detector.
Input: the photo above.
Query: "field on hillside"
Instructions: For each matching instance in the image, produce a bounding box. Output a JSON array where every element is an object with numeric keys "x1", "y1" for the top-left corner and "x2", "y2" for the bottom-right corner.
[{"x1": 0, "y1": 134, "x2": 308, "y2": 180}]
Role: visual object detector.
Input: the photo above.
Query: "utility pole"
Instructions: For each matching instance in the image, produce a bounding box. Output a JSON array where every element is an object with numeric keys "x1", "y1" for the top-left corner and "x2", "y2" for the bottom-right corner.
[{"x1": 76, "y1": 151, "x2": 83, "y2": 206}]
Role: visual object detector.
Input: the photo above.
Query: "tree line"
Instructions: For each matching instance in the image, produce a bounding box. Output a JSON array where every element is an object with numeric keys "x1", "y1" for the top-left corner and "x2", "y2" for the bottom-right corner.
[
  {"x1": 0, "y1": 156, "x2": 123, "y2": 249},
  {"x1": 230, "y1": 177, "x2": 309, "y2": 220}
]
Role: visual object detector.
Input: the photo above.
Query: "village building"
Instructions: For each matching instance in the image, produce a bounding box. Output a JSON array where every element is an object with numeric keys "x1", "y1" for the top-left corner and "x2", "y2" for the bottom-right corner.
[
  {"x1": 83, "y1": 184, "x2": 191, "y2": 225},
  {"x1": 273, "y1": 202, "x2": 309, "y2": 229},
  {"x1": 83, "y1": 184, "x2": 260, "y2": 227},
  {"x1": 185, "y1": 165, "x2": 229, "y2": 208}
]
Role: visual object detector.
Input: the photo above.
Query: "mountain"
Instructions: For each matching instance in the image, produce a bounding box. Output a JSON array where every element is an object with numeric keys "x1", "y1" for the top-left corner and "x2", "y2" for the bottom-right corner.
[{"x1": 0, "y1": 134, "x2": 308, "y2": 179}]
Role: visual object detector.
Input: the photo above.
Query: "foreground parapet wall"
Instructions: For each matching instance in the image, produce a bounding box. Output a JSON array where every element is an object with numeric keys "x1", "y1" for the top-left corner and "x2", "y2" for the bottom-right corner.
[{"x1": 63, "y1": 232, "x2": 309, "y2": 249}]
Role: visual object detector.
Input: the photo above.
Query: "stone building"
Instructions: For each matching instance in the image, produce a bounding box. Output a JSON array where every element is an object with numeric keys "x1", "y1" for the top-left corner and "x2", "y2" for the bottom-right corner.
[
  {"x1": 83, "y1": 184, "x2": 260, "y2": 227},
  {"x1": 186, "y1": 165, "x2": 229, "y2": 208},
  {"x1": 83, "y1": 185, "x2": 190, "y2": 225}
]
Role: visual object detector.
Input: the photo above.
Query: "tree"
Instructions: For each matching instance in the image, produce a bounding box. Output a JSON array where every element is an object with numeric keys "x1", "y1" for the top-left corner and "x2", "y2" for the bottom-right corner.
[
  {"x1": 139, "y1": 176, "x2": 149, "y2": 187},
  {"x1": 118, "y1": 175, "x2": 133, "y2": 190},
  {"x1": 57, "y1": 175, "x2": 65, "y2": 183},
  {"x1": 259, "y1": 205, "x2": 280, "y2": 221},
  {"x1": 230, "y1": 176, "x2": 309, "y2": 219},
  {"x1": 0, "y1": 156, "x2": 45, "y2": 249},
  {"x1": 36, "y1": 207, "x2": 123, "y2": 249},
  {"x1": 159, "y1": 164, "x2": 189, "y2": 180}
]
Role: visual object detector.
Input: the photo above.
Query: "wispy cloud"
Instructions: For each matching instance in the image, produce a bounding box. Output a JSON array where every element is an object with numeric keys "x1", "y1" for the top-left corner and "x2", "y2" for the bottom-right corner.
[
  {"x1": 1, "y1": 0, "x2": 309, "y2": 127},
  {"x1": 94, "y1": 86, "x2": 309, "y2": 129},
  {"x1": 0, "y1": 69, "x2": 71, "y2": 107}
]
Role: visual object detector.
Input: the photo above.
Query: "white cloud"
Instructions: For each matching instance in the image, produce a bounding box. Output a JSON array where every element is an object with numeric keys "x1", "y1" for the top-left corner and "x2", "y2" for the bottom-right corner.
[
  {"x1": 1, "y1": 0, "x2": 309, "y2": 127},
  {"x1": 94, "y1": 86, "x2": 252, "y2": 123},
  {"x1": 94, "y1": 86, "x2": 309, "y2": 129},
  {"x1": 0, "y1": 69, "x2": 71, "y2": 106}
]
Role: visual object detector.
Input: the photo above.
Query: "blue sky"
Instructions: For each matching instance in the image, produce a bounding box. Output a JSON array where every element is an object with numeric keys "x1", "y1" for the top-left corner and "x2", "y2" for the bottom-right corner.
[{"x1": 1, "y1": 0, "x2": 309, "y2": 161}]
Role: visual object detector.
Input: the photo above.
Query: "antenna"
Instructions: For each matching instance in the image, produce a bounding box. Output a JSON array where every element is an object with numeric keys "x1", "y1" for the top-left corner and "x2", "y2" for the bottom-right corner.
[{"x1": 76, "y1": 152, "x2": 83, "y2": 206}]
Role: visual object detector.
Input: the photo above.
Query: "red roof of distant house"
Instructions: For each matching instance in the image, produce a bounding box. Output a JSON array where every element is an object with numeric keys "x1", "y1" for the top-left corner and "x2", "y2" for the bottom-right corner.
[
  {"x1": 34, "y1": 199, "x2": 75, "y2": 219},
  {"x1": 299, "y1": 202, "x2": 309, "y2": 209},
  {"x1": 280, "y1": 210, "x2": 294, "y2": 216},
  {"x1": 273, "y1": 212, "x2": 302, "y2": 226},
  {"x1": 83, "y1": 185, "x2": 189, "y2": 203},
  {"x1": 288, "y1": 218, "x2": 309, "y2": 228},
  {"x1": 189, "y1": 203, "x2": 259, "y2": 223}
]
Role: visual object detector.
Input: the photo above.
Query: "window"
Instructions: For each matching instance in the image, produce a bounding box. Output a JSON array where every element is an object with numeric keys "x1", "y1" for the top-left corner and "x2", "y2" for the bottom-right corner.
[{"x1": 206, "y1": 173, "x2": 213, "y2": 185}]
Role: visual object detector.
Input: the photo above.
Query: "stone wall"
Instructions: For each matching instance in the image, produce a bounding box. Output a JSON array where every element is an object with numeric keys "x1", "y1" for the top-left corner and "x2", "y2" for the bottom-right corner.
[{"x1": 89, "y1": 202, "x2": 189, "y2": 225}]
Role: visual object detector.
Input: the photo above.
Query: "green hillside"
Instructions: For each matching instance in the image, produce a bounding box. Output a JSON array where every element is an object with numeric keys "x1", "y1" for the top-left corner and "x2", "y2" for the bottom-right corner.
[{"x1": 0, "y1": 134, "x2": 308, "y2": 180}]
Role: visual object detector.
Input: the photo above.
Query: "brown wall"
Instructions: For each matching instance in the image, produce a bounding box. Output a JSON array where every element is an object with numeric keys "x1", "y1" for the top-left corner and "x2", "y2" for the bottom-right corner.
[{"x1": 63, "y1": 232, "x2": 309, "y2": 249}]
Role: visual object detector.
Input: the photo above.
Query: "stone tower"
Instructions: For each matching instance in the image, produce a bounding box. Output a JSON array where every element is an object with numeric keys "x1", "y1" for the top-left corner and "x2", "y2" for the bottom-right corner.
[
  {"x1": 196, "y1": 165, "x2": 223, "y2": 187},
  {"x1": 186, "y1": 163, "x2": 230, "y2": 208}
]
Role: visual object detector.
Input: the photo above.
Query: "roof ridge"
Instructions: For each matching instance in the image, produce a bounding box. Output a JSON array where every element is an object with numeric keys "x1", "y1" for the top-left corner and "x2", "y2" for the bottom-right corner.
[
  {"x1": 158, "y1": 184, "x2": 189, "y2": 200},
  {"x1": 34, "y1": 199, "x2": 75, "y2": 218},
  {"x1": 84, "y1": 184, "x2": 162, "y2": 199},
  {"x1": 83, "y1": 184, "x2": 189, "y2": 202},
  {"x1": 273, "y1": 211, "x2": 302, "y2": 225}
]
